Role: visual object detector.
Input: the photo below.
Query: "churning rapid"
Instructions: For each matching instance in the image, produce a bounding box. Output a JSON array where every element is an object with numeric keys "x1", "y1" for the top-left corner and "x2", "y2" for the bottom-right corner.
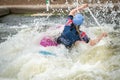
[{"x1": 0, "y1": 2, "x2": 120, "y2": 80}]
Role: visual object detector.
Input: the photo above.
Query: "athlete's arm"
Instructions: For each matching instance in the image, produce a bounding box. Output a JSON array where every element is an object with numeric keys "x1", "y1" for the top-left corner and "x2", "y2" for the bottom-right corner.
[
  {"x1": 74, "y1": 31, "x2": 90, "y2": 46},
  {"x1": 69, "y1": 4, "x2": 88, "y2": 16},
  {"x1": 89, "y1": 32, "x2": 107, "y2": 46}
]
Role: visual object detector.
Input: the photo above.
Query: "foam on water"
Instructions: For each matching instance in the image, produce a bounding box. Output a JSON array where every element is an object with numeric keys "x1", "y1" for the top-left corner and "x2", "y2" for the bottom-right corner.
[
  {"x1": 0, "y1": 23, "x2": 119, "y2": 80},
  {"x1": 0, "y1": 2, "x2": 120, "y2": 80}
]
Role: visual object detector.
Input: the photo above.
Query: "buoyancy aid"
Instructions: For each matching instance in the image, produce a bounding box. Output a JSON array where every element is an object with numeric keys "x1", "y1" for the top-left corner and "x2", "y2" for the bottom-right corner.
[{"x1": 57, "y1": 24, "x2": 80, "y2": 47}]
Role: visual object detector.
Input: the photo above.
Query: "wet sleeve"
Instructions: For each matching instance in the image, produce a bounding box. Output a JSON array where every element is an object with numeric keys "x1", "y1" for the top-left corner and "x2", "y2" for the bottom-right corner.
[
  {"x1": 65, "y1": 15, "x2": 73, "y2": 26},
  {"x1": 80, "y1": 31, "x2": 90, "y2": 43}
]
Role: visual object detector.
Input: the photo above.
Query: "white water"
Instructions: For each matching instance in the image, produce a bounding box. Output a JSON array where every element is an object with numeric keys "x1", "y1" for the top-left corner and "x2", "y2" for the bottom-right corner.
[
  {"x1": 87, "y1": 8, "x2": 101, "y2": 28},
  {"x1": 0, "y1": 22, "x2": 119, "y2": 80},
  {"x1": 0, "y1": 2, "x2": 120, "y2": 80}
]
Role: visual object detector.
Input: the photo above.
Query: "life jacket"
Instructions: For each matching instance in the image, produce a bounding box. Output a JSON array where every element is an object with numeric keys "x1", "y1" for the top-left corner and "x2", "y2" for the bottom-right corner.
[{"x1": 58, "y1": 24, "x2": 80, "y2": 47}]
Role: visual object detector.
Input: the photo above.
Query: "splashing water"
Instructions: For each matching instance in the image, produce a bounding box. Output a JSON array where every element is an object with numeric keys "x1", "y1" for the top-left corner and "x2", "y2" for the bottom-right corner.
[{"x1": 0, "y1": 2, "x2": 120, "y2": 80}]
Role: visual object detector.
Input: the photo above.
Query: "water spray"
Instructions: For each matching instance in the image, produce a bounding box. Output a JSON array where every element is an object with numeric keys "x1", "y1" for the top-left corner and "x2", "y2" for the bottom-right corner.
[
  {"x1": 76, "y1": 1, "x2": 103, "y2": 31},
  {"x1": 87, "y1": 7, "x2": 103, "y2": 31},
  {"x1": 87, "y1": 7, "x2": 112, "y2": 45},
  {"x1": 87, "y1": 8, "x2": 101, "y2": 27}
]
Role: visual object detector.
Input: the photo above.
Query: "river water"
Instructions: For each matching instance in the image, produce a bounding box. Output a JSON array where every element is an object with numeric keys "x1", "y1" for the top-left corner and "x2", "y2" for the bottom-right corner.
[{"x1": 0, "y1": 3, "x2": 120, "y2": 80}]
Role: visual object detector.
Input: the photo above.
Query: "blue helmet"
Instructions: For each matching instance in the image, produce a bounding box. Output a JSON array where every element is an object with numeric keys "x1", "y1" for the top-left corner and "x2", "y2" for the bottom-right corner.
[{"x1": 73, "y1": 14, "x2": 84, "y2": 26}]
